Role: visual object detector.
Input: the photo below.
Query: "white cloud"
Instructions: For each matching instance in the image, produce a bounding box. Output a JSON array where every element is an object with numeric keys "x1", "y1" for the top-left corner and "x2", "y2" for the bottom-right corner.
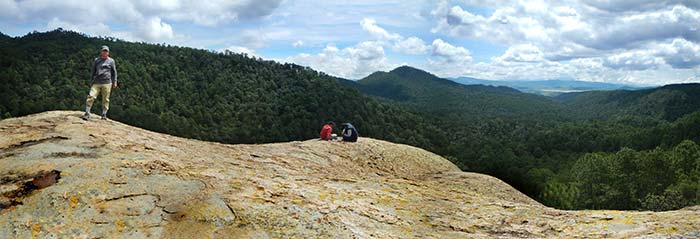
[
  {"x1": 221, "y1": 45, "x2": 257, "y2": 57},
  {"x1": 359, "y1": 18, "x2": 430, "y2": 55},
  {"x1": 432, "y1": 1, "x2": 700, "y2": 63},
  {"x1": 284, "y1": 41, "x2": 396, "y2": 79},
  {"x1": 604, "y1": 50, "x2": 664, "y2": 71},
  {"x1": 494, "y1": 44, "x2": 545, "y2": 63},
  {"x1": 361, "y1": 18, "x2": 401, "y2": 40},
  {"x1": 45, "y1": 17, "x2": 138, "y2": 42},
  {"x1": 133, "y1": 0, "x2": 284, "y2": 26},
  {"x1": 601, "y1": 39, "x2": 700, "y2": 70},
  {"x1": 658, "y1": 38, "x2": 700, "y2": 69},
  {"x1": 571, "y1": 5, "x2": 700, "y2": 50},
  {"x1": 584, "y1": 0, "x2": 700, "y2": 13},
  {"x1": 424, "y1": 39, "x2": 474, "y2": 78},
  {"x1": 346, "y1": 41, "x2": 385, "y2": 61},
  {"x1": 427, "y1": 0, "x2": 700, "y2": 84},
  {"x1": 46, "y1": 18, "x2": 110, "y2": 36},
  {"x1": 1, "y1": 0, "x2": 283, "y2": 44},
  {"x1": 239, "y1": 30, "x2": 268, "y2": 49},
  {"x1": 284, "y1": 17, "x2": 477, "y2": 79},
  {"x1": 393, "y1": 37, "x2": 430, "y2": 55},
  {"x1": 43, "y1": 16, "x2": 178, "y2": 43},
  {"x1": 0, "y1": 0, "x2": 21, "y2": 19},
  {"x1": 198, "y1": 27, "x2": 293, "y2": 53},
  {"x1": 430, "y1": 39, "x2": 472, "y2": 63},
  {"x1": 138, "y1": 17, "x2": 174, "y2": 41}
]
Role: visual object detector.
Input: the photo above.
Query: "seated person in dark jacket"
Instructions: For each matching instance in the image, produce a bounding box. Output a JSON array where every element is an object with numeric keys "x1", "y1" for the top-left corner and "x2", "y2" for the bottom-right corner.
[{"x1": 341, "y1": 123, "x2": 358, "y2": 142}]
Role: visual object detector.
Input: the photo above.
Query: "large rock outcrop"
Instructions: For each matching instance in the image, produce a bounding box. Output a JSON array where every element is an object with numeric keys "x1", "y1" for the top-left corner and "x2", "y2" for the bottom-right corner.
[{"x1": 1, "y1": 111, "x2": 699, "y2": 238}]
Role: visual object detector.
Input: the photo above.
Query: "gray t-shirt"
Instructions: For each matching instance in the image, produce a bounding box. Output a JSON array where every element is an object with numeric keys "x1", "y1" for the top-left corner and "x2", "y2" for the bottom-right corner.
[{"x1": 92, "y1": 57, "x2": 117, "y2": 84}]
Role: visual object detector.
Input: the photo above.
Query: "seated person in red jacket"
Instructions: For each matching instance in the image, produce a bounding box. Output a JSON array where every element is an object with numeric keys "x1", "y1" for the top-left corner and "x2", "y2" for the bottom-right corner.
[{"x1": 320, "y1": 121, "x2": 334, "y2": 140}]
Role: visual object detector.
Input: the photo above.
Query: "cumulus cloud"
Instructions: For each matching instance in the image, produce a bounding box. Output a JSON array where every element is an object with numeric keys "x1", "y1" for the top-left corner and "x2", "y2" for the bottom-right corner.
[
  {"x1": 285, "y1": 18, "x2": 473, "y2": 79},
  {"x1": 0, "y1": 0, "x2": 283, "y2": 43},
  {"x1": 125, "y1": 0, "x2": 284, "y2": 26},
  {"x1": 284, "y1": 41, "x2": 396, "y2": 79},
  {"x1": 239, "y1": 30, "x2": 269, "y2": 49},
  {"x1": 604, "y1": 49, "x2": 664, "y2": 71},
  {"x1": 360, "y1": 18, "x2": 430, "y2": 55},
  {"x1": 138, "y1": 17, "x2": 174, "y2": 41},
  {"x1": 393, "y1": 36, "x2": 430, "y2": 55},
  {"x1": 424, "y1": 39, "x2": 474, "y2": 78},
  {"x1": 572, "y1": 5, "x2": 700, "y2": 50},
  {"x1": 0, "y1": 0, "x2": 21, "y2": 19},
  {"x1": 145, "y1": 0, "x2": 282, "y2": 26},
  {"x1": 361, "y1": 18, "x2": 401, "y2": 40},
  {"x1": 431, "y1": 39, "x2": 473, "y2": 63},
  {"x1": 346, "y1": 41, "x2": 385, "y2": 61},
  {"x1": 601, "y1": 39, "x2": 700, "y2": 70},
  {"x1": 428, "y1": 0, "x2": 700, "y2": 84},
  {"x1": 584, "y1": 0, "x2": 700, "y2": 12},
  {"x1": 494, "y1": 44, "x2": 545, "y2": 63},
  {"x1": 221, "y1": 45, "x2": 257, "y2": 57},
  {"x1": 46, "y1": 18, "x2": 111, "y2": 37},
  {"x1": 432, "y1": 1, "x2": 700, "y2": 62},
  {"x1": 659, "y1": 38, "x2": 700, "y2": 68},
  {"x1": 292, "y1": 40, "x2": 304, "y2": 48}
]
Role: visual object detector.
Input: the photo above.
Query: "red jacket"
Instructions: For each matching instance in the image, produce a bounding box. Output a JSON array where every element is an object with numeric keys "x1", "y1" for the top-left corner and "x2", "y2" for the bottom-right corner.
[{"x1": 320, "y1": 124, "x2": 333, "y2": 140}]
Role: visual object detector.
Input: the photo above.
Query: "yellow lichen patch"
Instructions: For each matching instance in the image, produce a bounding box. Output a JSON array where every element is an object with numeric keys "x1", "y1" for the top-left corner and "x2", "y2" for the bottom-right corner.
[
  {"x1": 317, "y1": 192, "x2": 329, "y2": 201},
  {"x1": 115, "y1": 220, "x2": 125, "y2": 232},
  {"x1": 655, "y1": 226, "x2": 678, "y2": 233},
  {"x1": 30, "y1": 224, "x2": 41, "y2": 238},
  {"x1": 68, "y1": 196, "x2": 79, "y2": 209}
]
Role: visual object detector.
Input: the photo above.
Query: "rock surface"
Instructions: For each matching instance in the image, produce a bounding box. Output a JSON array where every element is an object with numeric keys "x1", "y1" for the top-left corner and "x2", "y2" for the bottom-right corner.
[{"x1": 0, "y1": 111, "x2": 699, "y2": 238}]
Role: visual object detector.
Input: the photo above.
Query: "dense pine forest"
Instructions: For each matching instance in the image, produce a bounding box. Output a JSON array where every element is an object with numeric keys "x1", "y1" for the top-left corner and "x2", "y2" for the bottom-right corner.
[
  {"x1": 2, "y1": 29, "x2": 700, "y2": 211},
  {"x1": 0, "y1": 29, "x2": 444, "y2": 145}
]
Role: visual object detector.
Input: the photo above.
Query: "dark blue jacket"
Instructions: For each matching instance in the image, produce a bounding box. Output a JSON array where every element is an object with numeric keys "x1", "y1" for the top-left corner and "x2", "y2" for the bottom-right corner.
[{"x1": 342, "y1": 123, "x2": 358, "y2": 142}]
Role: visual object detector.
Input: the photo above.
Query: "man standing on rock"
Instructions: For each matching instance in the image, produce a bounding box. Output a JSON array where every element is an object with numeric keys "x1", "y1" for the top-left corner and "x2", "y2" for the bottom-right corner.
[{"x1": 82, "y1": 45, "x2": 117, "y2": 121}]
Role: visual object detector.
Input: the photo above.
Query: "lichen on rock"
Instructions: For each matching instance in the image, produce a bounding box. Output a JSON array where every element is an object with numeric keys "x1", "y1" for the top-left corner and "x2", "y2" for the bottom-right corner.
[{"x1": 1, "y1": 111, "x2": 699, "y2": 238}]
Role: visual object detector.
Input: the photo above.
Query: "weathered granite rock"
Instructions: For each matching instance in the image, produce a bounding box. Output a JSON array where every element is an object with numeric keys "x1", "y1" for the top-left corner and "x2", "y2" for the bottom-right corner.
[{"x1": 0, "y1": 111, "x2": 699, "y2": 238}]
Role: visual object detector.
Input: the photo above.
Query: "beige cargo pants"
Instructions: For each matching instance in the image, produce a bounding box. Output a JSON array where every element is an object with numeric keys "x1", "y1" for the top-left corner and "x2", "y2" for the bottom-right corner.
[{"x1": 86, "y1": 83, "x2": 112, "y2": 113}]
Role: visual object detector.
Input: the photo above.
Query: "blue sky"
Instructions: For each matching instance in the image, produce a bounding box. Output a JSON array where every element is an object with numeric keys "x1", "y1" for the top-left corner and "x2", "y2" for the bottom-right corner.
[{"x1": 1, "y1": 0, "x2": 699, "y2": 85}]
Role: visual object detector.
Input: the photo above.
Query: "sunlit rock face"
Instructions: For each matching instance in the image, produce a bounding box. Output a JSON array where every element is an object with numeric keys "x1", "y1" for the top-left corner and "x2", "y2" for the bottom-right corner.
[{"x1": 1, "y1": 111, "x2": 699, "y2": 238}]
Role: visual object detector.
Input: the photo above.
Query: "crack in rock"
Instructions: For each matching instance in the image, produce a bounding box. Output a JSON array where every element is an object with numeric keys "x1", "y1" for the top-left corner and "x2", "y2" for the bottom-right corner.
[{"x1": 0, "y1": 170, "x2": 61, "y2": 210}]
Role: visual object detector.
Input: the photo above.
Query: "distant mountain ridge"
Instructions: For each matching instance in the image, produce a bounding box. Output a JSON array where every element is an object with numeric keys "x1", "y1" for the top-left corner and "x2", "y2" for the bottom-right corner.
[
  {"x1": 344, "y1": 66, "x2": 567, "y2": 120},
  {"x1": 350, "y1": 66, "x2": 700, "y2": 121},
  {"x1": 451, "y1": 76, "x2": 645, "y2": 96}
]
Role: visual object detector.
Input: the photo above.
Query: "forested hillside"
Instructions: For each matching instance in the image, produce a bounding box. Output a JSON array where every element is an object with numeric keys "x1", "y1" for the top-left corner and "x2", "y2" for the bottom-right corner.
[
  {"x1": 348, "y1": 66, "x2": 568, "y2": 121},
  {"x1": 556, "y1": 84, "x2": 700, "y2": 121},
  {"x1": 0, "y1": 29, "x2": 444, "y2": 147},
  {"x1": 345, "y1": 65, "x2": 700, "y2": 211},
  {"x1": 2, "y1": 29, "x2": 700, "y2": 211}
]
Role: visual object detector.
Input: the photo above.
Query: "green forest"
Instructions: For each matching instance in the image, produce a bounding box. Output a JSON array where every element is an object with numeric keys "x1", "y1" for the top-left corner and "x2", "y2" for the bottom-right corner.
[
  {"x1": 2, "y1": 29, "x2": 700, "y2": 211},
  {"x1": 347, "y1": 66, "x2": 700, "y2": 211}
]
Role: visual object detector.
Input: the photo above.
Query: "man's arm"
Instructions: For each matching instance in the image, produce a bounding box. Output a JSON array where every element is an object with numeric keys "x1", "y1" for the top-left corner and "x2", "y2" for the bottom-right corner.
[
  {"x1": 91, "y1": 58, "x2": 98, "y2": 83},
  {"x1": 111, "y1": 59, "x2": 118, "y2": 87}
]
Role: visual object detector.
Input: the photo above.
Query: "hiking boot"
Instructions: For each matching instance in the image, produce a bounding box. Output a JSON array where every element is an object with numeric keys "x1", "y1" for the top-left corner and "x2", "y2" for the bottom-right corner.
[
  {"x1": 101, "y1": 113, "x2": 108, "y2": 120},
  {"x1": 81, "y1": 113, "x2": 90, "y2": 121}
]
